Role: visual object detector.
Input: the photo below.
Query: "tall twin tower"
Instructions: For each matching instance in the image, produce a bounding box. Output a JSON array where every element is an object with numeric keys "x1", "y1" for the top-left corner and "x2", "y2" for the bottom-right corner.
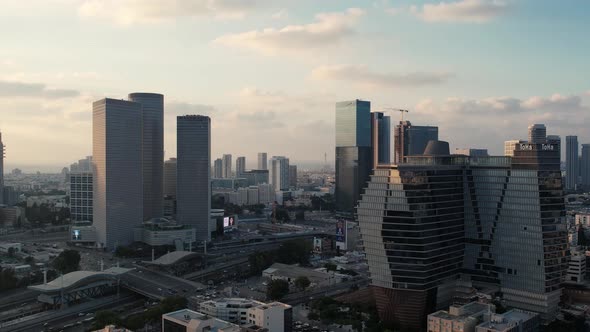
[{"x1": 93, "y1": 93, "x2": 210, "y2": 249}]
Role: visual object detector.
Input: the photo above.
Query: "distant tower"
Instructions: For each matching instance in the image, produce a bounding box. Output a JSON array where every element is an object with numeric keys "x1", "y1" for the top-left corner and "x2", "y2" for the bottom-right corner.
[
  {"x1": 257, "y1": 153, "x2": 268, "y2": 170},
  {"x1": 270, "y1": 156, "x2": 290, "y2": 191},
  {"x1": 213, "y1": 158, "x2": 223, "y2": 178},
  {"x1": 236, "y1": 156, "x2": 246, "y2": 176},
  {"x1": 566, "y1": 136, "x2": 579, "y2": 190},
  {"x1": 164, "y1": 158, "x2": 177, "y2": 198},
  {"x1": 528, "y1": 124, "x2": 547, "y2": 144},
  {"x1": 129, "y1": 93, "x2": 164, "y2": 221},
  {"x1": 0, "y1": 131, "x2": 4, "y2": 205},
  {"x1": 581, "y1": 144, "x2": 590, "y2": 190},
  {"x1": 222, "y1": 154, "x2": 232, "y2": 178},
  {"x1": 289, "y1": 165, "x2": 297, "y2": 188}
]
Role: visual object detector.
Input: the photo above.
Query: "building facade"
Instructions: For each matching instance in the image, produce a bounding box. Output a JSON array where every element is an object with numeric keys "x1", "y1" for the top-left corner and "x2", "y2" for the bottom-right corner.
[
  {"x1": 581, "y1": 144, "x2": 590, "y2": 189},
  {"x1": 528, "y1": 124, "x2": 546, "y2": 144},
  {"x1": 258, "y1": 152, "x2": 268, "y2": 170},
  {"x1": 177, "y1": 115, "x2": 211, "y2": 242},
  {"x1": 393, "y1": 120, "x2": 438, "y2": 164},
  {"x1": 241, "y1": 170, "x2": 269, "y2": 186},
  {"x1": 0, "y1": 131, "x2": 4, "y2": 205},
  {"x1": 270, "y1": 156, "x2": 290, "y2": 191},
  {"x1": 93, "y1": 98, "x2": 143, "y2": 249},
  {"x1": 214, "y1": 158, "x2": 223, "y2": 179},
  {"x1": 504, "y1": 140, "x2": 525, "y2": 157},
  {"x1": 70, "y1": 171, "x2": 93, "y2": 222},
  {"x1": 566, "y1": 135, "x2": 579, "y2": 190},
  {"x1": 371, "y1": 112, "x2": 391, "y2": 165},
  {"x1": 236, "y1": 156, "x2": 246, "y2": 176},
  {"x1": 222, "y1": 154, "x2": 232, "y2": 178},
  {"x1": 164, "y1": 158, "x2": 177, "y2": 198},
  {"x1": 288, "y1": 165, "x2": 297, "y2": 188}
]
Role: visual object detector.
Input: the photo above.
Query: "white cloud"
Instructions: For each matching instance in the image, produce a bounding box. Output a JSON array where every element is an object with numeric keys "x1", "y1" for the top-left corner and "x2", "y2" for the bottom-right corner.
[
  {"x1": 411, "y1": 0, "x2": 509, "y2": 23},
  {"x1": 78, "y1": 0, "x2": 270, "y2": 24},
  {"x1": 0, "y1": 80, "x2": 80, "y2": 99},
  {"x1": 311, "y1": 64, "x2": 452, "y2": 88},
  {"x1": 271, "y1": 9, "x2": 288, "y2": 19},
  {"x1": 213, "y1": 8, "x2": 365, "y2": 55}
]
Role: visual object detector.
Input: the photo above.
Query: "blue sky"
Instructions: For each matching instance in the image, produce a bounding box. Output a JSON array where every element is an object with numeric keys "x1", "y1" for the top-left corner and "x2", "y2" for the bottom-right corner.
[{"x1": 0, "y1": 0, "x2": 588, "y2": 171}]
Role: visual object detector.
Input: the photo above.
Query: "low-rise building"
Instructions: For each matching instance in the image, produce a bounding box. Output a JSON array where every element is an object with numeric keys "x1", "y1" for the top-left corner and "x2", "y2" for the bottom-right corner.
[
  {"x1": 263, "y1": 263, "x2": 342, "y2": 287},
  {"x1": 162, "y1": 309, "x2": 240, "y2": 332},
  {"x1": 133, "y1": 217, "x2": 196, "y2": 247},
  {"x1": 0, "y1": 242, "x2": 22, "y2": 254},
  {"x1": 427, "y1": 302, "x2": 494, "y2": 332},
  {"x1": 565, "y1": 247, "x2": 586, "y2": 284},
  {"x1": 475, "y1": 309, "x2": 539, "y2": 332},
  {"x1": 246, "y1": 302, "x2": 292, "y2": 332}
]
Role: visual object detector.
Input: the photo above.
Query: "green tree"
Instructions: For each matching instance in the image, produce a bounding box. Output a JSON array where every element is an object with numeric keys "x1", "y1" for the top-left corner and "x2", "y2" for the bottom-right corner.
[
  {"x1": 52, "y1": 249, "x2": 81, "y2": 274},
  {"x1": 266, "y1": 279, "x2": 290, "y2": 300},
  {"x1": 248, "y1": 251, "x2": 275, "y2": 276},
  {"x1": 7, "y1": 247, "x2": 15, "y2": 258},
  {"x1": 324, "y1": 262, "x2": 337, "y2": 272},
  {"x1": 294, "y1": 276, "x2": 311, "y2": 291},
  {"x1": 295, "y1": 210, "x2": 305, "y2": 221},
  {"x1": 0, "y1": 267, "x2": 18, "y2": 291},
  {"x1": 93, "y1": 310, "x2": 121, "y2": 330},
  {"x1": 276, "y1": 239, "x2": 312, "y2": 266}
]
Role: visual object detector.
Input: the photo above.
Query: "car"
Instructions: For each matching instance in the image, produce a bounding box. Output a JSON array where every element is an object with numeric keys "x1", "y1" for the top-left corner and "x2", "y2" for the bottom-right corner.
[
  {"x1": 78, "y1": 312, "x2": 85, "y2": 316},
  {"x1": 157, "y1": 288, "x2": 162, "y2": 291},
  {"x1": 43, "y1": 322, "x2": 50, "y2": 327}
]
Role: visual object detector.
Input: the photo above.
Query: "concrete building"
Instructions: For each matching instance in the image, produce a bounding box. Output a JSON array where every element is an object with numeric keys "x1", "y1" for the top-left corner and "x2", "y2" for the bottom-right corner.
[
  {"x1": 0, "y1": 206, "x2": 18, "y2": 227},
  {"x1": 358, "y1": 138, "x2": 567, "y2": 330},
  {"x1": 222, "y1": 154, "x2": 232, "y2": 178},
  {"x1": 576, "y1": 213, "x2": 590, "y2": 226},
  {"x1": 93, "y1": 98, "x2": 143, "y2": 249},
  {"x1": 129, "y1": 93, "x2": 164, "y2": 221},
  {"x1": 241, "y1": 170, "x2": 269, "y2": 186},
  {"x1": 288, "y1": 165, "x2": 297, "y2": 188},
  {"x1": 247, "y1": 302, "x2": 292, "y2": 332},
  {"x1": 198, "y1": 298, "x2": 265, "y2": 325},
  {"x1": 69, "y1": 171, "x2": 93, "y2": 222},
  {"x1": 214, "y1": 158, "x2": 223, "y2": 179},
  {"x1": 258, "y1": 184, "x2": 274, "y2": 204},
  {"x1": 371, "y1": 111, "x2": 391, "y2": 165},
  {"x1": 0, "y1": 131, "x2": 4, "y2": 205},
  {"x1": 164, "y1": 158, "x2": 177, "y2": 198},
  {"x1": 262, "y1": 263, "x2": 342, "y2": 287},
  {"x1": 335, "y1": 100, "x2": 372, "y2": 213},
  {"x1": 566, "y1": 135, "x2": 579, "y2": 190},
  {"x1": 475, "y1": 309, "x2": 539, "y2": 332},
  {"x1": 455, "y1": 148, "x2": 489, "y2": 157},
  {"x1": 133, "y1": 217, "x2": 195, "y2": 247},
  {"x1": 427, "y1": 302, "x2": 495, "y2": 332},
  {"x1": 528, "y1": 124, "x2": 546, "y2": 144},
  {"x1": 504, "y1": 140, "x2": 525, "y2": 157},
  {"x1": 69, "y1": 222, "x2": 97, "y2": 245},
  {"x1": 162, "y1": 309, "x2": 240, "y2": 332},
  {"x1": 177, "y1": 115, "x2": 211, "y2": 242},
  {"x1": 393, "y1": 120, "x2": 438, "y2": 163},
  {"x1": 258, "y1": 152, "x2": 267, "y2": 170},
  {"x1": 270, "y1": 156, "x2": 290, "y2": 191},
  {"x1": 236, "y1": 156, "x2": 246, "y2": 177},
  {"x1": 565, "y1": 247, "x2": 586, "y2": 284},
  {"x1": 581, "y1": 144, "x2": 590, "y2": 189}
]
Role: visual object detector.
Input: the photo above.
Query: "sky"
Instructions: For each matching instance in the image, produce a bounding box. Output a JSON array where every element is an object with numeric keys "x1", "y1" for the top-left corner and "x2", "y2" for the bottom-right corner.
[{"x1": 0, "y1": 0, "x2": 589, "y2": 172}]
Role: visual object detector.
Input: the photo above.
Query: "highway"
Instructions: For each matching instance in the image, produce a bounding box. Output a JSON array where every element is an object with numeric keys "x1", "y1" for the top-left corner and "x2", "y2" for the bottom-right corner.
[{"x1": 121, "y1": 265, "x2": 205, "y2": 299}]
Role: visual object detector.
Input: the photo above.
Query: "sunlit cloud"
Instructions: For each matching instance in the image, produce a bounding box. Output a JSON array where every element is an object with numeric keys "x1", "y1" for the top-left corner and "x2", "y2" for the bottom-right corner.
[
  {"x1": 411, "y1": 0, "x2": 509, "y2": 23},
  {"x1": 0, "y1": 80, "x2": 80, "y2": 99}
]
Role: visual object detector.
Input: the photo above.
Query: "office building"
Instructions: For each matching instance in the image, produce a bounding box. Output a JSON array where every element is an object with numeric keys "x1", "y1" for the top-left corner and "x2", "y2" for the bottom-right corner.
[
  {"x1": 288, "y1": 165, "x2": 297, "y2": 188},
  {"x1": 134, "y1": 217, "x2": 195, "y2": 247},
  {"x1": 335, "y1": 99, "x2": 372, "y2": 213},
  {"x1": 164, "y1": 158, "x2": 177, "y2": 198},
  {"x1": 222, "y1": 154, "x2": 232, "y2": 178},
  {"x1": 547, "y1": 135, "x2": 561, "y2": 151},
  {"x1": 393, "y1": 120, "x2": 438, "y2": 163},
  {"x1": 475, "y1": 309, "x2": 539, "y2": 332},
  {"x1": 2, "y1": 186, "x2": 18, "y2": 206},
  {"x1": 241, "y1": 170, "x2": 269, "y2": 186},
  {"x1": 566, "y1": 135, "x2": 579, "y2": 190},
  {"x1": 93, "y1": 98, "x2": 143, "y2": 249},
  {"x1": 358, "y1": 137, "x2": 567, "y2": 330},
  {"x1": 177, "y1": 115, "x2": 211, "y2": 242},
  {"x1": 581, "y1": 144, "x2": 590, "y2": 189},
  {"x1": 504, "y1": 139, "x2": 525, "y2": 157},
  {"x1": 0, "y1": 131, "x2": 4, "y2": 205},
  {"x1": 236, "y1": 156, "x2": 246, "y2": 176},
  {"x1": 270, "y1": 156, "x2": 290, "y2": 191},
  {"x1": 247, "y1": 302, "x2": 292, "y2": 332},
  {"x1": 454, "y1": 148, "x2": 489, "y2": 157},
  {"x1": 528, "y1": 124, "x2": 546, "y2": 144},
  {"x1": 70, "y1": 156, "x2": 93, "y2": 172},
  {"x1": 162, "y1": 309, "x2": 240, "y2": 332},
  {"x1": 371, "y1": 112, "x2": 391, "y2": 165},
  {"x1": 70, "y1": 171, "x2": 93, "y2": 222},
  {"x1": 427, "y1": 302, "x2": 495, "y2": 332},
  {"x1": 565, "y1": 247, "x2": 586, "y2": 284},
  {"x1": 214, "y1": 158, "x2": 223, "y2": 179},
  {"x1": 129, "y1": 93, "x2": 164, "y2": 221},
  {"x1": 258, "y1": 152, "x2": 267, "y2": 170}
]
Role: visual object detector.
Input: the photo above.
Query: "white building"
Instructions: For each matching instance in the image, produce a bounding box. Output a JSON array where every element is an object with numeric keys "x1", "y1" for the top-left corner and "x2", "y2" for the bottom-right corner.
[
  {"x1": 162, "y1": 309, "x2": 240, "y2": 332},
  {"x1": 247, "y1": 302, "x2": 292, "y2": 332},
  {"x1": 427, "y1": 302, "x2": 494, "y2": 332},
  {"x1": 475, "y1": 309, "x2": 539, "y2": 332},
  {"x1": 269, "y1": 156, "x2": 290, "y2": 191},
  {"x1": 565, "y1": 247, "x2": 586, "y2": 284},
  {"x1": 133, "y1": 218, "x2": 196, "y2": 247},
  {"x1": 199, "y1": 298, "x2": 265, "y2": 325}
]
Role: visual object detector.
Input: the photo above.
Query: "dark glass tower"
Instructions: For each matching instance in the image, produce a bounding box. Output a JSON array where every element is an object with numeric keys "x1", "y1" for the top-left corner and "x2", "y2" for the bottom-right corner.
[{"x1": 393, "y1": 121, "x2": 438, "y2": 164}]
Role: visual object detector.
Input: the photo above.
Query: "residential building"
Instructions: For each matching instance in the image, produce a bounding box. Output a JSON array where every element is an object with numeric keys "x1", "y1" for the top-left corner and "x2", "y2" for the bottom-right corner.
[
  {"x1": 288, "y1": 165, "x2": 297, "y2": 188},
  {"x1": 164, "y1": 158, "x2": 177, "y2": 198},
  {"x1": 335, "y1": 99, "x2": 372, "y2": 213},
  {"x1": 129, "y1": 93, "x2": 164, "y2": 221},
  {"x1": 177, "y1": 115, "x2": 211, "y2": 242},
  {"x1": 198, "y1": 298, "x2": 265, "y2": 325},
  {"x1": 565, "y1": 247, "x2": 586, "y2": 284},
  {"x1": 241, "y1": 170, "x2": 269, "y2": 186},
  {"x1": 222, "y1": 154, "x2": 232, "y2": 178},
  {"x1": 566, "y1": 135, "x2": 579, "y2": 190},
  {"x1": 214, "y1": 158, "x2": 223, "y2": 179},
  {"x1": 258, "y1": 184, "x2": 273, "y2": 204},
  {"x1": 258, "y1": 152, "x2": 267, "y2": 170},
  {"x1": 528, "y1": 124, "x2": 546, "y2": 144},
  {"x1": 475, "y1": 309, "x2": 539, "y2": 332},
  {"x1": 247, "y1": 302, "x2": 292, "y2": 332},
  {"x1": 162, "y1": 309, "x2": 240, "y2": 332},
  {"x1": 236, "y1": 156, "x2": 246, "y2": 176},
  {"x1": 358, "y1": 138, "x2": 567, "y2": 330},
  {"x1": 576, "y1": 213, "x2": 590, "y2": 226},
  {"x1": 581, "y1": 144, "x2": 590, "y2": 189},
  {"x1": 393, "y1": 120, "x2": 438, "y2": 163},
  {"x1": 70, "y1": 171, "x2": 93, "y2": 222},
  {"x1": 454, "y1": 148, "x2": 489, "y2": 157},
  {"x1": 427, "y1": 302, "x2": 495, "y2": 332},
  {"x1": 93, "y1": 98, "x2": 143, "y2": 249},
  {"x1": 270, "y1": 156, "x2": 290, "y2": 191},
  {"x1": 504, "y1": 139, "x2": 525, "y2": 157}
]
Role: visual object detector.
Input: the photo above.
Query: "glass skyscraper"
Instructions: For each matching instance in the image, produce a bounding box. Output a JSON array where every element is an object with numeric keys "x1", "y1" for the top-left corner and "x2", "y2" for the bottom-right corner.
[
  {"x1": 393, "y1": 121, "x2": 438, "y2": 164},
  {"x1": 566, "y1": 135, "x2": 579, "y2": 190}
]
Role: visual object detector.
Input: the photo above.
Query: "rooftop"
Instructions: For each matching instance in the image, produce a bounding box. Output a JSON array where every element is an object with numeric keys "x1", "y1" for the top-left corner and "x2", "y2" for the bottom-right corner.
[
  {"x1": 201, "y1": 298, "x2": 264, "y2": 309},
  {"x1": 29, "y1": 267, "x2": 131, "y2": 293},
  {"x1": 263, "y1": 263, "x2": 333, "y2": 283},
  {"x1": 163, "y1": 309, "x2": 240, "y2": 332},
  {"x1": 476, "y1": 309, "x2": 538, "y2": 331},
  {"x1": 144, "y1": 251, "x2": 200, "y2": 266}
]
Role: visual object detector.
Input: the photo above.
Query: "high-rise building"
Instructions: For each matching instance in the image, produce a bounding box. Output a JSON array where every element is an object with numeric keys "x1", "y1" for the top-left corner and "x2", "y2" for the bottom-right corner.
[
  {"x1": 258, "y1": 152, "x2": 268, "y2": 170},
  {"x1": 129, "y1": 93, "x2": 164, "y2": 221},
  {"x1": 177, "y1": 115, "x2": 211, "y2": 242},
  {"x1": 241, "y1": 170, "x2": 269, "y2": 186},
  {"x1": 164, "y1": 158, "x2": 177, "y2": 198},
  {"x1": 393, "y1": 120, "x2": 438, "y2": 163},
  {"x1": 270, "y1": 156, "x2": 290, "y2": 191},
  {"x1": 335, "y1": 99, "x2": 372, "y2": 213},
  {"x1": 581, "y1": 144, "x2": 590, "y2": 189},
  {"x1": 213, "y1": 158, "x2": 223, "y2": 178},
  {"x1": 371, "y1": 112, "x2": 391, "y2": 165},
  {"x1": 0, "y1": 131, "x2": 4, "y2": 205},
  {"x1": 288, "y1": 165, "x2": 297, "y2": 188},
  {"x1": 222, "y1": 154, "x2": 232, "y2": 178},
  {"x1": 358, "y1": 138, "x2": 567, "y2": 330},
  {"x1": 454, "y1": 148, "x2": 489, "y2": 157},
  {"x1": 93, "y1": 98, "x2": 143, "y2": 249},
  {"x1": 70, "y1": 171, "x2": 93, "y2": 222},
  {"x1": 236, "y1": 156, "x2": 246, "y2": 176},
  {"x1": 566, "y1": 135, "x2": 579, "y2": 190},
  {"x1": 528, "y1": 124, "x2": 547, "y2": 144},
  {"x1": 547, "y1": 135, "x2": 561, "y2": 151},
  {"x1": 504, "y1": 139, "x2": 525, "y2": 157}
]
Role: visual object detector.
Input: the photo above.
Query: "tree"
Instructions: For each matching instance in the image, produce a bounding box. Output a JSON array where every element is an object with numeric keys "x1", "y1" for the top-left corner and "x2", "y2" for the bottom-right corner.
[
  {"x1": 294, "y1": 276, "x2": 311, "y2": 291},
  {"x1": 93, "y1": 310, "x2": 121, "y2": 330},
  {"x1": 52, "y1": 249, "x2": 81, "y2": 274},
  {"x1": 0, "y1": 267, "x2": 18, "y2": 291},
  {"x1": 7, "y1": 247, "x2": 15, "y2": 258},
  {"x1": 249, "y1": 251, "x2": 275, "y2": 276},
  {"x1": 266, "y1": 279, "x2": 290, "y2": 300},
  {"x1": 324, "y1": 263, "x2": 337, "y2": 272},
  {"x1": 276, "y1": 239, "x2": 312, "y2": 266},
  {"x1": 295, "y1": 210, "x2": 305, "y2": 221}
]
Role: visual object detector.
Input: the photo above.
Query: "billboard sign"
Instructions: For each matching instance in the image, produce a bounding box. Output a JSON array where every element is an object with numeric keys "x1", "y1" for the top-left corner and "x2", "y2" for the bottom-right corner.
[
  {"x1": 313, "y1": 237, "x2": 322, "y2": 254},
  {"x1": 336, "y1": 220, "x2": 346, "y2": 243},
  {"x1": 223, "y1": 215, "x2": 237, "y2": 228}
]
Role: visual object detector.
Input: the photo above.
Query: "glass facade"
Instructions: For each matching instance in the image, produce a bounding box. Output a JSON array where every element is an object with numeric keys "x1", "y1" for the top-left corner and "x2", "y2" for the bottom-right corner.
[
  {"x1": 394, "y1": 121, "x2": 438, "y2": 164},
  {"x1": 335, "y1": 100, "x2": 371, "y2": 147}
]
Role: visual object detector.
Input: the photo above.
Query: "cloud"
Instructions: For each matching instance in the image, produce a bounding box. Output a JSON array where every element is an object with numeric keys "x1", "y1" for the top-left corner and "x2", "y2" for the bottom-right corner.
[
  {"x1": 166, "y1": 101, "x2": 217, "y2": 116},
  {"x1": 0, "y1": 80, "x2": 80, "y2": 99},
  {"x1": 311, "y1": 64, "x2": 452, "y2": 88},
  {"x1": 271, "y1": 9, "x2": 288, "y2": 19},
  {"x1": 213, "y1": 8, "x2": 365, "y2": 55},
  {"x1": 78, "y1": 0, "x2": 270, "y2": 24},
  {"x1": 411, "y1": 0, "x2": 509, "y2": 23}
]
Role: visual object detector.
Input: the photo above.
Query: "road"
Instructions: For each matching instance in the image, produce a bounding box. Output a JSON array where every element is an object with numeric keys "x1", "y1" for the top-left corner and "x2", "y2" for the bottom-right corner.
[{"x1": 121, "y1": 265, "x2": 205, "y2": 299}]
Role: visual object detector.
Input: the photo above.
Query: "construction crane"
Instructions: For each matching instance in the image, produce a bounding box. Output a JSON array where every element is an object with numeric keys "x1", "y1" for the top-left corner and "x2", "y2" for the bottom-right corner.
[{"x1": 380, "y1": 107, "x2": 409, "y2": 122}]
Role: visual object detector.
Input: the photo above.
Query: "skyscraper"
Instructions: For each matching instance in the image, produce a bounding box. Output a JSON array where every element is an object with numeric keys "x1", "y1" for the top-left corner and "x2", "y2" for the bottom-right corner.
[
  {"x1": 566, "y1": 135, "x2": 579, "y2": 190},
  {"x1": 270, "y1": 156, "x2": 290, "y2": 191},
  {"x1": 93, "y1": 98, "x2": 143, "y2": 249},
  {"x1": 70, "y1": 172, "x2": 93, "y2": 221},
  {"x1": 129, "y1": 93, "x2": 164, "y2": 221},
  {"x1": 358, "y1": 136, "x2": 567, "y2": 330},
  {"x1": 177, "y1": 115, "x2": 211, "y2": 242},
  {"x1": 236, "y1": 156, "x2": 246, "y2": 176},
  {"x1": 289, "y1": 165, "x2": 297, "y2": 188},
  {"x1": 581, "y1": 144, "x2": 590, "y2": 189},
  {"x1": 371, "y1": 112, "x2": 391, "y2": 165},
  {"x1": 504, "y1": 139, "x2": 525, "y2": 157},
  {"x1": 213, "y1": 158, "x2": 223, "y2": 179},
  {"x1": 222, "y1": 154, "x2": 232, "y2": 178},
  {"x1": 393, "y1": 121, "x2": 438, "y2": 163},
  {"x1": 258, "y1": 152, "x2": 268, "y2": 170},
  {"x1": 0, "y1": 131, "x2": 4, "y2": 205},
  {"x1": 528, "y1": 123, "x2": 547, "y2": 144},
  {"x1": 335, "y1": 99, "x2": 372, "y2": 213},
  {"x1": 164, "y1": 158, "x2": 177, "y2": 198}
]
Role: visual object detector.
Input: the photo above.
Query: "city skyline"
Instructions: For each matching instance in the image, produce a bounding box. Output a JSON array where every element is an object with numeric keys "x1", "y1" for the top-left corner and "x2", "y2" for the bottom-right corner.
[{"x1": 0, "y1": 0, "x2": 589, "y2": 171}]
